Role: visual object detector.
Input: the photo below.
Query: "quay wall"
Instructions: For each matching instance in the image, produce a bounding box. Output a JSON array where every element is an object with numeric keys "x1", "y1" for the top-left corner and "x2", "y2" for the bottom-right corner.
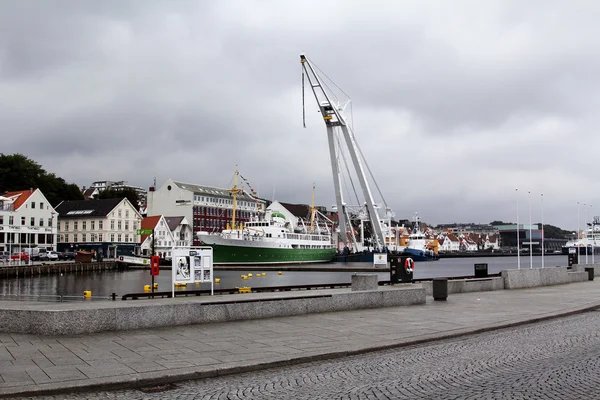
[
  {"x1": 0, "y1": 286, "x2": 425, "y2": 336},
  {"x1": 421, "y1": 277, "x2": 504, "y2": 296},
  {"x1": 0, "y1": 261, "x2": 122, "y2": 279}
]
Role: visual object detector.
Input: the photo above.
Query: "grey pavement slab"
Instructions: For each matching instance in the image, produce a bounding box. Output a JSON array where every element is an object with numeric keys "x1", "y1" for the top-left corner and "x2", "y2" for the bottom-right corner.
[{"x1": 2, "y1": 279, "x2": 600, "y2": 398}]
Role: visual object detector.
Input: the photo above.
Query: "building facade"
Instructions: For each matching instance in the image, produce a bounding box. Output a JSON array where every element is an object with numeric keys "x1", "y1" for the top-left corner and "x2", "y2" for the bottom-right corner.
[
  {"x1": 56, "y1": 198, "x2": 142, "y2": 257},
  {"x1": 147, "y1": 179, "x2": 265, "y2": 246},
  {"x1": 0, "y1": 189, "x2": 58, "y2": 253}
]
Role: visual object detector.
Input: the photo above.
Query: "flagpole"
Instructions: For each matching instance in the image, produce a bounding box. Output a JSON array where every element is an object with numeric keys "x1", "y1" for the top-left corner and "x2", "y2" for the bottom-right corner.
[{"x1": 541, "y1": 193, "x2": 544, "y2": 268}]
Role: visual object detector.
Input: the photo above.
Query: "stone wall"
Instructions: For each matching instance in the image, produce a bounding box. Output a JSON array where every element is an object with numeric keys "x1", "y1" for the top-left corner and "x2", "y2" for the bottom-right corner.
[
  {"x1": 0, "y1": 286, "x2": 425, "y2": 336},
  {"x1": 420, "y1": 277, "x2": 504, "y2": 296},
  {"x1": 502, "y1": 267, "x2": 570, "y2": 289}
]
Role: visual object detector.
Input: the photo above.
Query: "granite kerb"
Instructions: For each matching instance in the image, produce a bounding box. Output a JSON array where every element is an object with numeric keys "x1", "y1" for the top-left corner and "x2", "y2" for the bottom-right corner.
[
  {"x1": 0, "y1": 286, "x2": 425, "y2": 336},
  {"x1": 421, "y1": 277, "x2": 503, "y2": 296}
]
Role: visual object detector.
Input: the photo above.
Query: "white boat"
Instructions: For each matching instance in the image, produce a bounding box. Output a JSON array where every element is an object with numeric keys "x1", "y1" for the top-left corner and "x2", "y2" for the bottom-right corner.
[
  {"x1": 562, "y1": 218, "x2": 600, "y2": 255},
  {"x1": 198, "y1": 170, "x2": 336, "y2": 265},
  {"x1": 402, "y1": 213, "x2": 439, "y2": 261}
]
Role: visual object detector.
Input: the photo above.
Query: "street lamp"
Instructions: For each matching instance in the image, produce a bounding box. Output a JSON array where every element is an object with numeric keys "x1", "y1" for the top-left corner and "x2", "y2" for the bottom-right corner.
[
  {"x1": 585, "y1": 203, "x2": 588, "y2": 264},
  {"x1": 578, "y1": 201, "x2": 580, "y2": 261},
  {"x1": 592, "y1": 205, "x2": 595, "y2": 265},
  {"x1": 528, "y1": 191, "x2": 532, "y2": 269},
  {"x1": 516, "y1": 188, "x2": 520, "y2": 269},
  {"x1": 541, "y1": 193, "x2": 544, "y2": 268}
]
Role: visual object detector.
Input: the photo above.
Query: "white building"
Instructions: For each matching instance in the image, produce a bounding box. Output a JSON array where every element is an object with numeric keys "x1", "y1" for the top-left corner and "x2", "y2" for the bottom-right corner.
[
  {"x1": 0, "y1": 189, "x2": 58, "y2": 253},
  {"x1": 147, "y1": 179, "x2": 265, "y2": 246},
  {"x1": 56, "y1": 198, "x2": 142, "y2": 257}
]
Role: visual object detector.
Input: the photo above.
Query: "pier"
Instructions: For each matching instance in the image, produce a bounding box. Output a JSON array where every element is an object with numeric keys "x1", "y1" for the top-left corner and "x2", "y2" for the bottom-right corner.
[{"x1": 0, "y1": 261, "x2": 122, "y2": 279}]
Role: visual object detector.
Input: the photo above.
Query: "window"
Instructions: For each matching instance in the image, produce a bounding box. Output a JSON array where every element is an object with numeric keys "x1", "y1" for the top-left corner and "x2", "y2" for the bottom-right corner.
[
  {"x1": 30, "y1": 217, "x2": 35, "y2": 226},
  {"x1": 31, "y1": 202, "x2": 35, "y2": 209},
  {"x1": 48, "y1": 218, "x2": 52, "y2": 227},
  {"x1": 99, "y1": 220, "x2": 103, "y2": 229},
  {"x1": 21, "y1": 216, "x2": 25, "y2": 225},
  {"x1": 82, "y1": 221, "x2": 87, "y2": 230},
  {"x1": 98, "y1": 233, "x2": 103, "y2": 241},
  {"x1": 117, "y1": 234, "x2": 122, "y2": 242},
  {"x1": 110, "y1": 234, "x2": 115, "y2": 242},
  {"x1": 118, "y1": 210, "x2": 122, "y2": 218},
  {"x1": 40, "y1": 202, "x2": 44, "y2": 210},
  {"x1": 125, "y1": 234, "x2": 129, "y2": 242},
  {"x1": 82, "y1": 233, "x2": 86, "y2": 242},
  {"x1": 74, "y1": 221, "x2": 78, "y2": 230},
  {"x1": 0, "y1": 216, "x2": 3, "y2": 225},
  {"x1": 111, "y1": 220, "x2": 114, "y2": 230},
  {"x1": 125, "y1": 221, "x2": 129, "y2": 230},
  {"x1": 125, "y1": 210, "x2": 129, "y2": 218},
  {"x1": 65, "y1": 221, "x2": 69, "y2": 230},
  {"x1": 39, "y1": 218, "x2": 44, "y2": 227},
  {"x1": 9, "y1": 216, "x2": 13, "y2": 225},
  {"x1": 91, "y1": 221, "x2": 95, "y2": 230},
  {"x1": 118, "y1": 221, "x2": 122, "y2": 230}
]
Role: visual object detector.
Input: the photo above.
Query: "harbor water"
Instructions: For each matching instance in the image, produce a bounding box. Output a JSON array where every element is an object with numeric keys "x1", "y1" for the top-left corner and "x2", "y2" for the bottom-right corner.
[{"x1": 0, "y1": 255, "x2": 572, "y2": 300}]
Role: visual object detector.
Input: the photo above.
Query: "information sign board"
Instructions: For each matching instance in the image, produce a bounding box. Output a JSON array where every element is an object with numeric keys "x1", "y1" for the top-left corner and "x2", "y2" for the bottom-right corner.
[
  {"x1": 373, "y1": 253, "x2": 388, "y2": 266},
  {"x1": 171, "y1": 246, "x2": 214, "y2": 296}
]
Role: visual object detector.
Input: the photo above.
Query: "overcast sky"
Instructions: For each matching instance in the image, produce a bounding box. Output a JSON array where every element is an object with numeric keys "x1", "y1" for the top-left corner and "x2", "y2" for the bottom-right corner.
[{"x1": 2, "y1": 0, "x2": 599, "y2": 230}]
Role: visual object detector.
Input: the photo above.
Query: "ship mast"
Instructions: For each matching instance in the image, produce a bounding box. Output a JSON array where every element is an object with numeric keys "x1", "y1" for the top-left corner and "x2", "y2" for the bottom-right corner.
[
  {"x1": 300, "y1": 54, "x2": 385, "y2": 251},
  {"x1": 228, "y1": 166, "x2": 243, "y2": 230},
  {"x1": 310, "y1": 183, "x2": 316, "y2": 233}
]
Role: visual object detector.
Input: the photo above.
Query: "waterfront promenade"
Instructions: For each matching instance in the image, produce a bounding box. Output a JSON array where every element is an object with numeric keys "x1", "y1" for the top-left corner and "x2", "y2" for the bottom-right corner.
[{"x1": 2, "y1": 278, "x2": 600, "y2": 398}]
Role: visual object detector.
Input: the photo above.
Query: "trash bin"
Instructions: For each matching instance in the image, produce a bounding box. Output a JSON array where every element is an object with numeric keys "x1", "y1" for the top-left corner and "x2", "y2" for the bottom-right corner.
[
  {"x1": 585, "y1": 267, "x2": 595, "y2": 281},
  {"x1": 474, "y1": 263, "x2": 488, "y2": 278},
  {"x1": 432, "y1": 278, "x2": 448, "y2": 301}
]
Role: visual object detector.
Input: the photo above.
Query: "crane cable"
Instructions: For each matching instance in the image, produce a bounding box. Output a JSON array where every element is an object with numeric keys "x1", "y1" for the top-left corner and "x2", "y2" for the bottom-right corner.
[{"x1": 302, "y1": 64, "x2": 306, "y2": 128}]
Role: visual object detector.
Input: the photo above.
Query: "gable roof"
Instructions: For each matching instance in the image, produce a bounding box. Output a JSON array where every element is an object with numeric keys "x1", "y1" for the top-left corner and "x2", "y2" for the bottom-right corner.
[
  {"x1": 4, "y1": 189, "x2": 37, "y2": 210},
  {"x1": 56, "y1": 198, "x2": 122, "y2": 218},
  {"x1": 165, "y1": 216, "x2": 185, "y2": 232},
  {"x1": 278, "y1": 202, "x2": 310, "y2": 219},
  {"x1": 140, "y1": 216, "x2": 161, "y2": 244}
]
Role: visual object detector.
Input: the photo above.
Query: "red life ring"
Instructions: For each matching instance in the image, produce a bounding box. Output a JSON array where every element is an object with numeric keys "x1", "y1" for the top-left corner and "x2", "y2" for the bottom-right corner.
[{"x1": 404, "y1": 257, "x2": 414, "y2": 272}]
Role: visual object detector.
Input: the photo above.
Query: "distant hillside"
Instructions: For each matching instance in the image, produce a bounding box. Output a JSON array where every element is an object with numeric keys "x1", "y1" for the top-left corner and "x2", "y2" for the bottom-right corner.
[{"x1": 490, "y1": 220, "x2": 571, "y2": 239}]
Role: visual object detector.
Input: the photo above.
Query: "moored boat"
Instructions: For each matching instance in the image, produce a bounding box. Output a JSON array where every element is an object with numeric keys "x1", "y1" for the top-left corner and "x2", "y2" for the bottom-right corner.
[
  {"x1": 402, "y1": 213, "x2": 439, "y2": 262},
  {"x1": 198, "y1": 169, "x2": 336, "y2": 265}
]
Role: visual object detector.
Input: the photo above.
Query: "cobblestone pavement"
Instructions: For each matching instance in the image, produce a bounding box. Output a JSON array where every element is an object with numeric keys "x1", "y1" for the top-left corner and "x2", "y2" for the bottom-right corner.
[{"x1": 17, "y1": 310, "x2": 600, "y2": 400}]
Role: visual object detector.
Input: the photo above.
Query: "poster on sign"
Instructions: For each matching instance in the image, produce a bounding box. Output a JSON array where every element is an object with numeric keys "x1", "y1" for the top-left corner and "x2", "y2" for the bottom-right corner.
[
  {"x1": 373, "y1": 253, "x2": 388, "y2": 266},
  {"x1": 171, "y1": 246, "x2": 214, "y2": 295}
]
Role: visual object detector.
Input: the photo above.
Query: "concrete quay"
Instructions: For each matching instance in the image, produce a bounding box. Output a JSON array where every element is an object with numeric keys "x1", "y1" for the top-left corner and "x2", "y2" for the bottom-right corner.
[{"x1": 1, "y1": 272, "x2": 600, "y2": 398}]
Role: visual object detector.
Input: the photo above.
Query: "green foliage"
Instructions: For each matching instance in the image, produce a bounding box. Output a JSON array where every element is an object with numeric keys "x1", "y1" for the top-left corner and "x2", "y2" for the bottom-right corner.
[
  {"x1": 542, "y1": 224, "x2": 572, "y2": 239},
  {"x1": 0, "y1": 153, "x2": 83, "y2": 206},
  {"x1": 97, "y1": 188, "x2": 141, "y2": 210}
]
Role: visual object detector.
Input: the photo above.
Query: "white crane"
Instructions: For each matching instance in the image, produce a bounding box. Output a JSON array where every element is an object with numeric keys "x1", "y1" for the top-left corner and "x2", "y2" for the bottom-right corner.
[{"x1": 300, "y1": 54, "x2": 386, "y2": 251}]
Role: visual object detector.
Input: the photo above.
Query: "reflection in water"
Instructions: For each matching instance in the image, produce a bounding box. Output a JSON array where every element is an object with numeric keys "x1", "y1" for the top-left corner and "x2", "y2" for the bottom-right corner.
[{"x1": 0, "y1": 255, "x2": 568, "y2": 300}]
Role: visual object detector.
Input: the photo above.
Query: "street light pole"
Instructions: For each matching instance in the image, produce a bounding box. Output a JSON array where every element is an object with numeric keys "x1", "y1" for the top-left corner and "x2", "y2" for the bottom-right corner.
[
  {"x1": 578, "y1": 201, "x2": 580, "y2": 262},
  {"x1": 528, "y1": 191, "x2": 532, "y2": 269},
  {"x1": 516, "y1": 188, "x2": 520, "y2": 269},
  {"x1": 592, "y1": 205, "x2": 595, "y2": 265},
  {"x1": 585, "y1": 203, "x2": 588, "y2": 264},
  {"x1": 541, "y1": 193, "x2": 544, "y2": 268}
]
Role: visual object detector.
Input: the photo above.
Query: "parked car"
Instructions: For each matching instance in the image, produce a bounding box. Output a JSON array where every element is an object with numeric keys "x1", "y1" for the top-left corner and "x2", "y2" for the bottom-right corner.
[
  {"x1": 11, "y1": 253, "x2": 30, "y2": 261},
  {"x1": 0, "y1": 251, "x2": 9, "y2": 261},
  {"x1": 45, "y1": 251, "x2": 59, "y2": 261},
  {"x1": 61, "y1": 251, "x2": 75, "y2": 261}
]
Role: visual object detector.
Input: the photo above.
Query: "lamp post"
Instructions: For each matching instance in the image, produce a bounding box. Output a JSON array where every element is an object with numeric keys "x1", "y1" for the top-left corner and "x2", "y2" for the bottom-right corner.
[
  {"x1": 585, "y1": 203, "x2": 588, "y2": 264},
  {"x1": 516, "y1": 188, "x2": 520, "y2": 269},
  {"x1": 592, "y1": 205, "x2": 595, "y2": 265},
  {"x1": 528, "y1": 191, "x2": 532, "y2": 269},
  {"x1": 578, "y1": 201, "x2": 580, "y2": 260},
  {"x1": 541, "y1": 193, "x2": 544, "y2": 268}
]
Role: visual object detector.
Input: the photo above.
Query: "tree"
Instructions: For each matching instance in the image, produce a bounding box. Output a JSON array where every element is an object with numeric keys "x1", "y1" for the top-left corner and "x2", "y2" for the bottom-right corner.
[
  {"x1": 0, "y1": 153, "x2": 83, "y2": 206},
  {"x1": 97, "y1": 188, "x2": 141, "y2": 210}
]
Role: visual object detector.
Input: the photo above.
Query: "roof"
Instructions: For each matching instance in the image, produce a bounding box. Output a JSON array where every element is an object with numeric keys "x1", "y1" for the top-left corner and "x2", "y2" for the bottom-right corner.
[
  {"x1": 165, "y1": 216, "x2": 185, "y2": 232},
  {"x1": 278, "y1": 202, "x2": 310, "y2": 219},
  {"x1": 4, "y1": 189, "x2": 36, "y2": 210},
  {"x1": 56, "y1": 198, "x2": 122, "y2": 218},
  {"x1": 172, "y1": 181, "x2": 259, "y2": 201},
  {"x1": 140, "y1": 216, "x2": 161, "y2": 244},
  {"x1": 82, "y1": 187, "x2": 98, "y2": 199}
]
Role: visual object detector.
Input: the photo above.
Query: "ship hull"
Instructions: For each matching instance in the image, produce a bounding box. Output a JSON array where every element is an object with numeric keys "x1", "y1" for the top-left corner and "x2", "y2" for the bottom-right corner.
[
  {"x1": 402, "y1": 247, "x2": 440, "y2": 262},
  {"x1": 205, "y1": 243, "x2": 337, "y2": 265}
]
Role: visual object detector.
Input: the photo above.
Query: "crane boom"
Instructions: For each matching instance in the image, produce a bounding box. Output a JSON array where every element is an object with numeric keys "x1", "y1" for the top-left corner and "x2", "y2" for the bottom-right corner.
[{"x1": 300, "y1": 54, "x2": 385, "y2": 251}]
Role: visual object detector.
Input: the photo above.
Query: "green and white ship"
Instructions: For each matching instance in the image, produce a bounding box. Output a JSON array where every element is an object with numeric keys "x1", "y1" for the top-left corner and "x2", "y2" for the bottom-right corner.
[{"x1": 197, "y1": 169, "x2": 337, "y2": 265}]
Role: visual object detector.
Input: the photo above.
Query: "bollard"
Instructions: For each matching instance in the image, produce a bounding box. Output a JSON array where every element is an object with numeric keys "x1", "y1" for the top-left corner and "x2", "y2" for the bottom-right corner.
[
  {"x1": 83, "y1": 290, "x2": 92, "y2": 298},
  {"x1": 585, "y1": 267, "x2": 595, "y2": 281},
  {"x1": 111, "y1": 293, "x2": 116, "y2": 301},
  {"x1": 215, "y1": 278, "x2": 221, "y2": 283},
  {"x1": 432, "y1": 278, "x2": 448, "y2": 301}
]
